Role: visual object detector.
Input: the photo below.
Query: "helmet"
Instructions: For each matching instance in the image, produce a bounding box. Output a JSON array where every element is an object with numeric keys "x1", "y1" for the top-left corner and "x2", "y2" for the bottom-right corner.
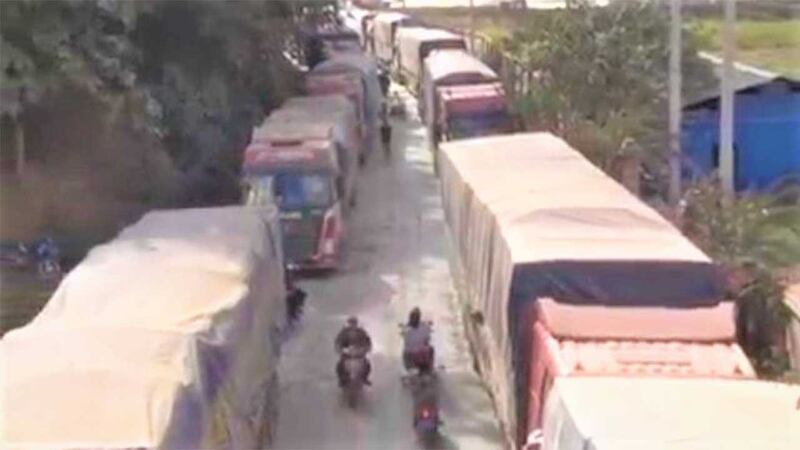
[
  {"x1": 347, "y1": 316, "x2": 358, "y2": 327},
  {"x1": 409, "y1": 307, "x2": 421, "y2": 327}
]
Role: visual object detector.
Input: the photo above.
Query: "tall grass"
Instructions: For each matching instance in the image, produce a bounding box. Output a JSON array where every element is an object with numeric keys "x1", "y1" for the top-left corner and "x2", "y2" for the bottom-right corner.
[{"x1": 691, "y1": 19, "x2": 800, "y2": 51}]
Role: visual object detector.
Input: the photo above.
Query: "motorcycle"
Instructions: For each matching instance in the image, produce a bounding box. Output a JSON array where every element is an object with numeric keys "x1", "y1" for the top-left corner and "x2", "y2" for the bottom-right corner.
[
  {"x1": 399, "y1": 321, "x2": 436, "y2": 385},
  {"x1": 33, "y1": 238, "x2": 62, "y2": 282},
  {"x1": 412, "y1": 372, "x2": 441, "y2": 442},
  {"x1": 340, "y1": 346, "x2": 368, "y2": 408}
]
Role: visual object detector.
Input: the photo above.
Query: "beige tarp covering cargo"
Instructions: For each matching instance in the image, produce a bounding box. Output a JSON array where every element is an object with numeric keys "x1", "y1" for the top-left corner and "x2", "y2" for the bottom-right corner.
[
  {"x1": 439, "y1": 133, "x2": 724, "y2": 444},
  {"x1": 395, "y1": 27, "x2": 465, "y2": 91},
  {"x1": 312, "y1": 54, "x2": 384, "y2": 156},
  {"x1": 373, "y1": 12, "x2": 412, "y2": 64},
  {"x1": 421, "y1": 49, "x2": 498, "y2": 129},
  {"x1": 1, "y1": 206, "x2": 286, "y2": 449},
  {"x1": 542, "y1": 377, "x2": 800, "y2": 450},
  {"x1": 785, "y1": 283, "x2": 800, "y2": 371}
]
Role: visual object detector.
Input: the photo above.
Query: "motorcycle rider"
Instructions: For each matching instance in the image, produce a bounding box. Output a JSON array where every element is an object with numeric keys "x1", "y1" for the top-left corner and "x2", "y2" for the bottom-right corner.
[
  {"x1": 335, "y1": 316, "x2": 372, "y2": 386},
  {"x1": 402, "y1": 307, "x2": 434, "y2": 373},
  {"x1": 34, "y1": 236, "x2": 60, "y2": 277}
]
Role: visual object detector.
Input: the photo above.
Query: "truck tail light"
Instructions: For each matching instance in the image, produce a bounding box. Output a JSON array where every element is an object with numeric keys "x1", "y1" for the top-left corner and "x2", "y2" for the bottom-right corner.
[{"x1": 320, "y1": 211, "x2": 337, "y2": 255}]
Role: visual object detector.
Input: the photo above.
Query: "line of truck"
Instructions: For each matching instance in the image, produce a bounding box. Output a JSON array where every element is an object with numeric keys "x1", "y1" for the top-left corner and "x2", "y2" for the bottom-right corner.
[
  {"x1": 346, "y1": 5, "x2": 800, "y2": 450},
  {"x1": 242, "y1": 21, "x2": 383, "y2": 271}
]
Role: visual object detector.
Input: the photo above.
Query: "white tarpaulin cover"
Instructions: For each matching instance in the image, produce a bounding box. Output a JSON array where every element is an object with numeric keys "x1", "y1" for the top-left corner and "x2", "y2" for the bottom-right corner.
[
  {"x1": 1, "y1": 206, "x2": 286, "y2": 449},
  {"x1": 439, "y1": 133, "x2": 725, "y2": 444},
  {"x1": 542, "y1": 377, "x2": 800, "y2": 450},
  {"x1": 313, "y1": 54, "x2": 384, "y2": 156}
]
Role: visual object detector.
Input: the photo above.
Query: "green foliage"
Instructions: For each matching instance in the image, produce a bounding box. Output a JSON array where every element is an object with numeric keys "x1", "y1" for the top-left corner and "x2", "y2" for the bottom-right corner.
[
  {"x1": 1, "y1": 0, "x2": 300, "y2": 207},
  {"x1": 1, "y1": 0, "x2": 300, "y2": 246},
  {"x1": 682, "y1": 182, "x2": 800, "y2": 271},
  {"x1": 507, "y1": 0, "x2": 714, "y2": 176},
  {"x1": 689, "y1": 19, "x2": 800, "y2": 51},
  {"x1": 681, "y1": 180, "x2": 800, "y2": 376},
  {"x1": 130, "y1": 0, "x2": 299, "y2": 203}
]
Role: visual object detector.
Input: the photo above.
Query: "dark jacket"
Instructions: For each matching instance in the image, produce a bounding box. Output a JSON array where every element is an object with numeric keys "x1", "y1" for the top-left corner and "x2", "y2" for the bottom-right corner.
[{"x1": 335, "y1": 326, "x2": 372, "y2": 352}]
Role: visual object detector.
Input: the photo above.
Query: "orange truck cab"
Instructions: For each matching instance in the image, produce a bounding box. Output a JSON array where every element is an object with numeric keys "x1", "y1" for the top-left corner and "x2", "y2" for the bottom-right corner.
[
  {"x1": 524, "y1": 299, "x2": 756, "y2": 449},
  {"x1": 438, "y1": 83, "x2": 512, "y2": 143},
  {"x1": 242, "y1": 140, "x2": 343, "y2": 271}
]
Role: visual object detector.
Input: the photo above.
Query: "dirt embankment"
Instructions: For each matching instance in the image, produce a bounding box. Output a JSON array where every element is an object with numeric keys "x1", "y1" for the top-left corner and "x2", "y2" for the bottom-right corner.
[{"x1": 1, "y1": 84, "x2": 183, "y2": 245}]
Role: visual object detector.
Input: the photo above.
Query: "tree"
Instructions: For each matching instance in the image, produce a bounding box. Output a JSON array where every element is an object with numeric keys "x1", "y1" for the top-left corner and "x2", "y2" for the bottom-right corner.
[
  {"x1": 682, "y1": 180, "x2": 800, "y2": 376},
  {"x1": 505, "y1": 0, "x2": 715, "y2": 194}
]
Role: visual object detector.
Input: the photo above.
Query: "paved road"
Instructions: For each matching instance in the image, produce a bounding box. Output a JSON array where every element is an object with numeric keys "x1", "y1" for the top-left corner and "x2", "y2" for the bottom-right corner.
[{"x1": 273, "y1": 90, "x2": 504, "y2": 450}]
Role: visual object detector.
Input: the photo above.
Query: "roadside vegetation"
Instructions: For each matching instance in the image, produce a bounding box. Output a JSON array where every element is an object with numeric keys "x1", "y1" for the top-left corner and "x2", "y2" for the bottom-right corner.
[
  {"x1": 0, "y1": 0, "x2": 300, "y2": 335},
  {"x1": 690, "y1": 18, "x2": 800, "y2": 77}
]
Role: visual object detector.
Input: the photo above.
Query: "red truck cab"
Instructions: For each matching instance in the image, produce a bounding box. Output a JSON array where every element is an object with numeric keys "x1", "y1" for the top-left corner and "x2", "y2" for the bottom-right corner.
[
  {"x1": 242, "y1": 140, "x2": 344, "y2": 271},
  {"x1": 437, "y1": 82, "x2": 513, "y2": 143},
  {"x1": 525, "y1": 299, "x2": 755, "y2": 447}
]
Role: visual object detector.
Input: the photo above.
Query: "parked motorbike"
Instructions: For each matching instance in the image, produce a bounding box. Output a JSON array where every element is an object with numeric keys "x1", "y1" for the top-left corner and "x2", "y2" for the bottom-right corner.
[
  {"x1": 33, "y1": 238, "x2": 62, "y2": 282},
  {"x1": 339, "y1": 346, "x2": 368, "y2": 408}
]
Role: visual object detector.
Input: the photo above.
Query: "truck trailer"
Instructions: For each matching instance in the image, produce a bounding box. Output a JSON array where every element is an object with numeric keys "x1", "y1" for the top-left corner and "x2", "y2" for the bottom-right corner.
[{"x1": 439, "y1": 132, "x2": 732, "y2": 447}]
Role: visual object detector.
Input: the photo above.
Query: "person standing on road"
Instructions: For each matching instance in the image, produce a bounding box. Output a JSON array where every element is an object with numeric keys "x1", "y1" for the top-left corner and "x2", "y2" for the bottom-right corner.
[{"x1": 380, "y1": 116, "x2": 392, "y2": 159}]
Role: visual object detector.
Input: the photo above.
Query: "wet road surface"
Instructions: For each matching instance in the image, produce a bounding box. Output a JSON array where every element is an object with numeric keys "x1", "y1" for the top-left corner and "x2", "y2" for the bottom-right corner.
[{"x1": 273, "y1": 90, "x2": 504, "y2": 450}]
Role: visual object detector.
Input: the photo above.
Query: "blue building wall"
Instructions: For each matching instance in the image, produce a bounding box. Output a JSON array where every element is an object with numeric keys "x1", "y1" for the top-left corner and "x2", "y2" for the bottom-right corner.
[{"x1": 682, "y1": 81, "x2": 800, "y2": 192}]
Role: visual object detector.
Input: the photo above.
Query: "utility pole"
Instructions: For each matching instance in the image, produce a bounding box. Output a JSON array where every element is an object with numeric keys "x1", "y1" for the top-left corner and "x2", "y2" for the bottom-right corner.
[
  {"x1": 469, "y1": 0, "x2": 475, "y2": 52},
  {"x1": 720, "y1": 0, "x2": 737, "y2": 196},
  {"x1": 668, "y1": 0, "x2": 682, "y2": 206}
]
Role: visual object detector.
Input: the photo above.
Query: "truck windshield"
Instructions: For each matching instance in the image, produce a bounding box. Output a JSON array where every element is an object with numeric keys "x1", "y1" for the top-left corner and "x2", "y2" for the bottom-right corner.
[
  {"x1": 270, "y1": 173, "x2": 334, "y2": 210},
  {"x1": 448, "y1": 111, "x2": 511, "y2": 141}
]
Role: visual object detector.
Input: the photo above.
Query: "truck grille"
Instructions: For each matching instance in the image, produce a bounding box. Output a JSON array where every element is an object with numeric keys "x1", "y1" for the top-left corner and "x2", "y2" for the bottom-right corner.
[{"x1": 281, "y1": 217, "x2": 323, "y2": 263}]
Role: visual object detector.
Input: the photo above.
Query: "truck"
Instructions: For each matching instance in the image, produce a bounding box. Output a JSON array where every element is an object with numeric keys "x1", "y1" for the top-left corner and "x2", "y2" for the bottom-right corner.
[
  {"x1": 343, "y1": 7, "x2": 376, "y2": 51},
  {"x1": 311, "y1": 53, "x2": 384, "y2": 159},
  {"x1": 243, "y1": 137, "x2": 345, "y2": 271},
  {"x1": 395, "y1": 27, "x2": 465, "y2": 93},
  {"x1": 276, "y1": 94, "x2": 364, "y2": 170},
  {"x1": 438, "y1": 132, "x2": 742, "y2": 448},
  {"x1": 297, "y1": 22, "x2": 361, "y2": 69},
  {"x1": 420, "y1": 49, "x2": 509, "y2": 148},
  {"x1": 436, "y1": 83, "x2": 513, "y2": 143},
  {"x1": 306, "y1": 72, "x2": 366, "y2": 129},
  {"x1": 535, "y1": 377, "x2": 800, "y2": 449},
  {"x1": 523, "y1": 299, "x2": 757, "y2": 448},
  {"x1": 372, "y1": 12, "x2": 414, "y2": 68},
  {"x1": 246, "y1": 96, "x2": 360, "y2": 271},
  {"x1": 2, "y1": 206, "x2": 287, "y2": 449}
]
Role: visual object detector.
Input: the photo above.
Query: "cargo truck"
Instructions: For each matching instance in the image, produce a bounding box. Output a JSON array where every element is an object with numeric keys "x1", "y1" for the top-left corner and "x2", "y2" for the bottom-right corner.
[
  {"x1": 439, "y1": 133, "x2": 738, "y2": 447},
  {"x1": 395, "y1": 27, "x2": 465, "y2": 93}
]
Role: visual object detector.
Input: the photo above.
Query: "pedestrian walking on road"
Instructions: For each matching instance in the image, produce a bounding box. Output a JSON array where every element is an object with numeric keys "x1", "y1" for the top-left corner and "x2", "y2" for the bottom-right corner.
[{"x1": 381, "y1": 120, "x2": 392, "y2": 160}]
